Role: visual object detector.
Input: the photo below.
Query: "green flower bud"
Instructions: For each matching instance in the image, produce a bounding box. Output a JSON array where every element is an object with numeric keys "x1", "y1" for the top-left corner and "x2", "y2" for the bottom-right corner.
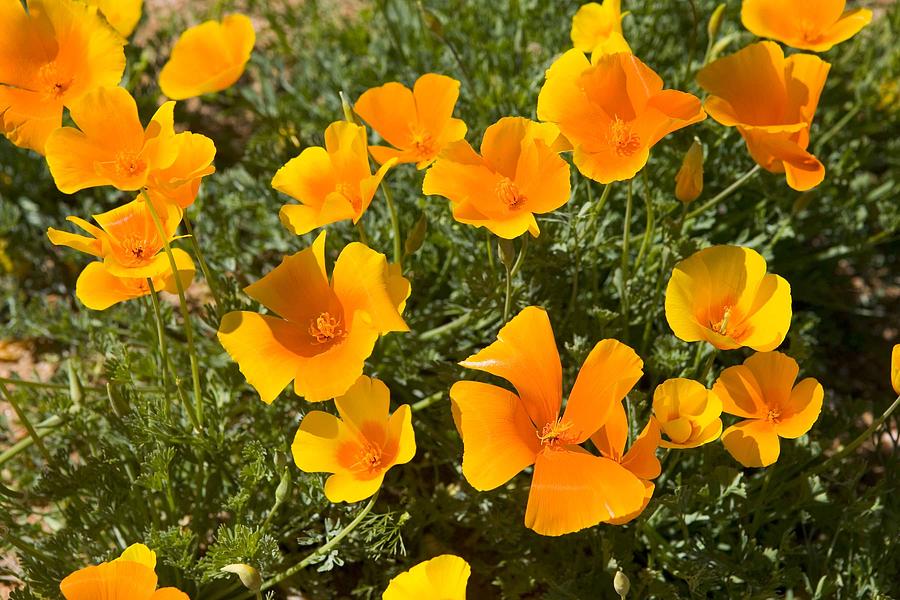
[
  {"x1": 614, "y1": 570, "x2": 630, "y2": 598},
  {"x1": 221, "y1": 564, "x2": 261, "y2": 592}
]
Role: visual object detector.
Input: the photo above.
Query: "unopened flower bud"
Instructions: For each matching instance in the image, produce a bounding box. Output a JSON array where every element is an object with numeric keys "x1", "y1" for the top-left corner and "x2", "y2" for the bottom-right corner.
[
  {"x1": 498, "y1": 238, "x2": 516, "y2": 270},
  {"x1": 221, "y1": 564, "x2": 261, "y2": 592},
  {"x1": 339, "y1": 91, "x2": 361, "y2": 125},
  {"x1": 275, "y1": 467, "x2": 291, "y2": 504},
  {"x1": 707, "y1": 4, "x2": 726, "y2": 42},
  {"x1": 614, "y1": 570, "x2": 630, "y2": 598},
  {"x1": 67, "y1": 360, "x2": 83, "y2": 412},
  {"x1": 405, "y1": 213, "x2": 428, "y2": 256},
  {"x1": 675, "y1": 138, "x2": 704, "y2": 204}
]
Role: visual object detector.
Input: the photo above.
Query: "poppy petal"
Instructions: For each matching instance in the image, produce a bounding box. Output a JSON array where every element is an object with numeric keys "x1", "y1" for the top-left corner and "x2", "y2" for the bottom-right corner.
[
  {"x1": 721, "y1": 419, "x2": 780, "y2": 467},
  {"x1": 60, "y1": 560, "x2": 158, "y2": 600},
  {"x1": 621, "y1": 419, "x2": 662, "y2": 480},
  {"x1": 323, "y1": 471, "x2": 384, "y2": 503},
  {"x1": 331, "y1": 242, "x2": 409, "y2": 334},
  {"x1": 291, "y1": 410, "x2": 355, "y2": 473},
  {"x1": 383, "y1": 555, "x2": 470, "y2": 600},
  {"x1": 776, "y1": 377, "x2": 824, "y2": 439},
  {"x1": 413, "y1": 73, "x2": 462, "y2": 142},
  {"x1": 450, "y1": 381, "x2": 539, "y2": 491},
  {"x1": 354, "y1": 82, "x2": 417, "y2": 150}
]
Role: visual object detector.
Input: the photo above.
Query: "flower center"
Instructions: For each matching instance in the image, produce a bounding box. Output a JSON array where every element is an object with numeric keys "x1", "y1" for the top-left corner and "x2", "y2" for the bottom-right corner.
[
  {"x1": 410, "y1": 128, "x2": 438, "y2": 160},
  {"x1": 766, "y1": 408, "x2": 782, "y2": 423},
  {"x1": 114, "y1": 152, "x2": 147, "y2": 178},
  {"x1": 308, "y1": 312, "x2": 345, "y2": 345},
  {"x1": 495, "y1": 177, "x2": 526, "y2": 210},
  {"x1": 119, "y1": 235, "x2": 155, "y2": 266},
  {"x1": 537, "y1": 418, "x2": 576, "y2": 448},
  {"x1": 353, "y1": 443, "x2": 383, "y2": 473},
  {"x1": 607, "y1": 117, "x2": 641, "y2": 157},
  {"x1": 711, "y1": 306, "x2": 733, "y2": 335},
  {"x1": 38, "y1": 62, "x2": 73, "y2": 98},
  {"x1": 335, "y1": 182, "x2": 362, "y2": 211}
]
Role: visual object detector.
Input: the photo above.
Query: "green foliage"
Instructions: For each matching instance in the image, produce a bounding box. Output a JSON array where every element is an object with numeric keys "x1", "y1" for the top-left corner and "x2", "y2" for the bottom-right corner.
[{"x1": 1, "y1": 0, "x2": 899, "y2": 599}]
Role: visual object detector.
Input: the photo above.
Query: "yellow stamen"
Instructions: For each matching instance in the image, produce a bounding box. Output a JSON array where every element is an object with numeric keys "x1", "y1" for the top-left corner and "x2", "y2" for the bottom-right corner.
[
  {"x1": 308, "y1": 312, "x2": 344, "y2": 344},
  {"x1": 495, "y1": 177, "x2": 526, "y2": 209},
  {"x1": 537, "y1": 418, "x2": 576, "y2": 448},
  {"x1": 607, "y1": 117, "x2": 641, "y2": 157}
]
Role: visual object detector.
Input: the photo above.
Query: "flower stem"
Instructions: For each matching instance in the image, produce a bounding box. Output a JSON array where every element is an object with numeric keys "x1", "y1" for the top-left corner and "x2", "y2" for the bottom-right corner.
[
  {"x1": 141, "y1": 191, "x2": 204, "y2": 431},
  {"x1": 381, "y1": 181, "x2": 402, "y2": 268},
  {"x1": 503, "y1": 261, "x2": 513, "y2": 323},
  {"x1": 146, "y1": 280, "x2": 172, "y2": 416},
  {"x1": 634, "y1": 169, "x2": 655, "y2": 274},
  {"x1": 620, "y1": 179, "x2": 634, "y2": 339},
  {"x1": 0, "y1": 381, "x2": 53, "y2": 464},
  {"x1": 236, "y1": 493, "x2": 379, "y2": 599},
  {"x1": 183, "y1": 214, "x2": 223, "y2": 318},
  {"x1": 686, "y1": 164, "x2": 760, "y2": 220},
  {"x1": 0, "y1": 415, "x2": 63, "y2": 467}
]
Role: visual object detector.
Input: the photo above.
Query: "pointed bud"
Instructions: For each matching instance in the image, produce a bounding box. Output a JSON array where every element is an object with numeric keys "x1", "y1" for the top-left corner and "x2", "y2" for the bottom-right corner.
[
  {"x1": 707, "y1": 4, "x2": 726, "y2": 42},
  {"x1": 614, "y1": 570, "x2": 630, "y2": 598},
  {"x1": 405, "y1": 213, "x2": 428, "y2": 256},
  {"x1": 339, "y1": 91, "x2": 361, "y2": 125},
  {"x1": 498, "y1": 238, "x2": 516, "y2": 270},
  {"x1": 221, "y1": 564, "x2": 261, "y2": 592},
  {"x1": 67, "y1": 360, "x2": 83, "y2": 412},
  {"x1": 675, "y1": 138, "x2": 704, "y2": 204},
  {"x1": 275, "y1": 467, "x2": 291, "y2": 504}
]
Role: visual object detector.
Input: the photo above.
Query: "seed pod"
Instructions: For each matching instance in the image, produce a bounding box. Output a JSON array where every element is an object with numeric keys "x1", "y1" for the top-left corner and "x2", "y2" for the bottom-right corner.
[
  {"x1": 675, "y1": 138, "x2": 704, "y2": 204},
  {"x1": 707, "y1": 4, "x2": 726, "y2": 42},
  {"x1": 405, "y1": 213, "x2": 428, "y2": 256}
]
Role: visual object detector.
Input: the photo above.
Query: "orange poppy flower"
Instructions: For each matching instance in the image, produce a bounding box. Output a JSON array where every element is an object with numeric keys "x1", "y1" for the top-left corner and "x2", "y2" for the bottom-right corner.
[
  {"x1": 272, "y1": 121, "x2": 395, "y2": 235},
  {"x1": 47, "y1": 198, "x2": 195, "y2": 310},
  {"x1": 44, "y1": 86, "x2": 216, "y2": 203},
  {"x1": 590, "y1": 401, "x2": 661, "y2": 524},
  {"x1": 159, "y1": 14, "x2": 256, "y2": 100},
  {"x1": 291, "y1": 376, "x2": 415, "y2": 502},
  {"x1": 715, "y1": 351, "x2": 824, "y2": 467},
  {"x1": 697, "y1": 42, "x2": 830, "y2": 191},
  {"x1": 60, "y1": 543, "x2": 189, "y2": 600},
  {"x1": 421, "y1": 117, "x2": 571, "y2": 239},
  {"x1": 537, "y1": 50, "x2": 705, "y2": 183},
  {"x1": 892, "y1": 345, "x2": 900, "y2": 396},
  {"x1": 652, "y1": 378, "x2": 723, "y2": 449},
  {"x1": 674, "y1": 138, "x2": 703, "y2": 204},
  {"x1": 741, "y1": 0, "x2": 872, "y2": 52},
  {"x1": 450, "y1": 306, "x2": 647, "y2": 536},
  {"x1": 354, "y1": 73, "x2": 467, "y2": 169},
  {"x1": 570, "y1": 1, "x2": 630, "y2": 57},
  {"x1": 88, "y1": 0, "x2": 143, "y2": 37},
  {"x1": 665, "y1": 245, "x2": 792, "y2": 352},
  {"x1": 0, "y1": 0, "x2": 125, "y2": 154},
  {"x1": 383, "y1": 555, "x2": 470, "y2": 600},
  {"x1": 217, "y1": 231, "x2": 409, "y2": 403}
]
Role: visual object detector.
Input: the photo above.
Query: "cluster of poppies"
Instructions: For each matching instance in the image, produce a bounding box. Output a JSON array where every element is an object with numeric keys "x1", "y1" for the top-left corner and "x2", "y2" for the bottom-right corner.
[{"x1": 1, "y1": 0, "x2": 880, "y2": 597}]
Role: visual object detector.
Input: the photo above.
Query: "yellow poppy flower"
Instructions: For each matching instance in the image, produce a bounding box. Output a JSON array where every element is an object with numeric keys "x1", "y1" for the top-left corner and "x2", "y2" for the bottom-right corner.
[
  {"x1": 159, "y1": 14, "x2": 256, "y2": 100},
  {"x1": 697, "y1": 42, "x2": 830, "y2": 191},
  {"x1": 272, "y1": 121, "x2": 395, "y2": 235},
  {"x1": 0, "y1": 0, "x2": 125, "y2": 154},
  {"x1": 60, "y1": 543, "x2": 189, "y2": 600},
  {"x1": 291, "y1": 376, "x2": 416, "y2": 503},
  {"x1": 715, "y1": 351, "x2": 824, "y2": 467},
  {"x1": 422, "y1": 117, "x2": 571, "y2": 239},
  {"x1": 47, "y1": 198, "x2": 195, "y2": 310},
  {"x1": 652, "y1": 378, "x2": 723, "y2": 449},
  {"x1": 665, "y1": 245, "x2": 792, "y2": 352},
  {"x1": 451, "y1": 306, "x2": 648, "y2": 536},
  {"x1": 88, "y1": 0, "x2": 143, "y2": 38},
  {"x1": 354, "y1": 73, "x2": 467, "y2": 169},
  {"x1": 674, "y1": 138, "x2": 703, "y2": 204},
  {"x1": 741, "y1": 0, "x2": 872, "y2": 52},
  {"x1": 217, "y1": 231, "x2": 410, "y2": 403},
  {"x1": 382, "y1": 555, "x2": 470, "y2": 600},
  {"x1": 570, "y1": 1, "x2": 625, "y2": 53},
  {"x1": 44, "y1": 86, "x2": 216, "y2": 203},
  {"x1": 590, "y1": 402, "x2": 661, "y2": 524},
  {"x1": 892, "y1": 345, "x2": 900, "y2": 396},
  {"x1": 537, "y1": 50, "x2": 705, "y2": 184}
]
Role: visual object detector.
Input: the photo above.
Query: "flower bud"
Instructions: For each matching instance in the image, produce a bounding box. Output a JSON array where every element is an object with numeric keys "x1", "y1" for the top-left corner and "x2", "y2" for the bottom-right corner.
[
  {"x1": 67, "y1": 360, "x2": 83, "y2": 412},
  {"x1": 339, "y1": 91, "x2": 361, "y2": 125},
  {"x1": 707, "y1": 4, "x2": 726, "y2": 42},
  {"x1": 674, "y1": 138, "x2": 704, "y2": 204},
  {"x1": 614, "y1": 570, "x2": 630, "y2": 598},
  {"x1": 498, "y1": 238, "x2": 516, "y2": 270},
  {"x1": 221, "y1": 564, "x2": 261, "y2": 592},
  {"x1": 275, "y1": 467, "x2": 291, "y2": 504},
  {"x1": 405, "y1": 213, "x2": 428, "y2": 256}
]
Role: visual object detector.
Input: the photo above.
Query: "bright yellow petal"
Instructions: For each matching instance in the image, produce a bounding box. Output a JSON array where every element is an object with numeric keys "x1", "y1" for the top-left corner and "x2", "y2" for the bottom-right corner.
[
  {"x1": 354, "y1": 81, "x2": 417, "y2": 152},
  {"x1": 147, "y1": 131, "x2": 217, "y2": 208},
  {"x1": 812, "y1": 8, "x2": 872, "y2": 51},
  {"x1": 386, "y1": 403, "x2": 416, "y2": 467},
  {"x1": 524, "y1": 449, "x2": 646, "y2": 536},
  {"x1": 150, "y1": 589, "x2": 190, "y2": 600},
  {"x1": 75, "y1": 262, "x2": 150, "y2": 310},
  {"x1": 88, "y1": 0, "x2": 143, "y2": 37},
  {"x1": 460, "y1": 306, "x2": 562, "y2": 430},
  {"x1": 621, "y1": 418, "x2": 661, "y2": 480},
  {"x1": 159, "y1": 13, "x2": 255, "y2": 100},
  {"x1": 116, "y1": 544, "x2": 156, "y2": 570},
  {"x1": 47, "y1": 227, "x2": 102, "y2": 257},
  {"x1": 323, "y1": 471, "x2": 384, "y2": 503},
  {"x1": 775, "y1": 377, "x2": 823, "y2": 439},
  {"x1": 217, "y1": 312, "x2": 310, "y2": 404},
  {"x1": 722, "y1": 419, "x2": 780, "y2": 467},
  {"x1": 413, "y1": 73, "x2": 463, "y2": 147},
  {"x1": 450, "y1": 381, "x2": 539, "y2": 491},
  {"x1": 743, "y1": 351, "x2": 799, "y2": 409},
  {"x1": 536, "y1": 49, "x2": 601, "y2": 147},
  {"x1": 60, "y1": 560, "x2": 157, "y2": 600},
  {"x1": 383, "y1": 555, "x2": 470, "y2": 600},
  {"x1": 570, "y1": 0, "x2": 623, "y2": 53},
  {"x1": 893, "y1": 345, "x2": 900, "y2": 396},
  {"x1": 331, "y1": 242, "x2": 409, "y2": 334},
  {"x1": 291, "y1": 410, "x2": 355, "y2": 473},
  {"x1": 564, "y1": 338, "x2": 643, "y2": 444},
  {"x1": 272, "y1": 146, "x2": 338, "y2": 207},
  {"x1": 606, "y1": 479, "x2": 654, "y2": 525},
  {"x1": 334, "y1": 375, "x2": 391, "y2": 441},
  {"x1": 590, "y1": 398, "x2": 628, "y2": 461},
  {"x1": 713, "y1": 364, "x2": 768, "y2": 420}
]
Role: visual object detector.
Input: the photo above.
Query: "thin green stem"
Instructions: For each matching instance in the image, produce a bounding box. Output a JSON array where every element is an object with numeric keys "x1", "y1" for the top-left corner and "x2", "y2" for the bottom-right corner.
[
  {"x1": 503, "y1": 262, "x2": 513, "y2": 323},
  {"x1": 418, "y1": 313, "x2": 470, "y2": 341},
  {"x1": 686, "y1": 164, "x2": 761, "y2": 220},
  {"x1": 697, "y1": 347, "x2": 718, "y2": 384},
  {"x1": 146, "y1": 280, "x2": 172, "y2": 416},
  {"x1": 0, "y1": 415, "x2": 63, "y2": 467},
  {"x1": 620, "y1": 179, "x2": 634, "y2": 339},
  {"x1": 141, "y1": 191, "x2": 204, "y2": 430},
  {"x1": 634, "y1": 169, "x2": 655, "y2": 274},
  {"x1": 183, "y1": 214, "x2": 223, "y2": 317},
  {"x1": 0, "y1": 376, "x2": 161, "y2": 394},
  {"x1": 411, "y1": 392, "x2": 442, "y2": 412},
  {"x1": 0, "y1": 381, "x2": 52, "y2": 463},
  {"x1": 356, "y1": 220, "x2": 370, "y2": 245},
  {"x1": 237, "y1": 494, "x2": 379, "y2": 598},
  {"x1": 381, "y1": 181, "x2": 402, "y2": 268},
  {"x1": 585, "y1": 182, "x2": 613, "y2": 239}
]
